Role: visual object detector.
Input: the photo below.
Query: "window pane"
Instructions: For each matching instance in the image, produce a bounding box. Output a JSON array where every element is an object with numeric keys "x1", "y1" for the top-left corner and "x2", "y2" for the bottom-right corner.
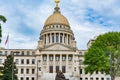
[
  {"x1": 62, "y1": 55, "x2": 66, "y2": 61},
  {"x1": 32, "y1": 69, "x2": 35, "y2": 74},
  {"x1": 26, "y1": 59, "x2": 29, "y2": 64},
  {"x1": 49, "y1": 55, "x2": 53, "y2": 61},
  {"x1": 62, "y1": 66, "x2": 66, "y2": 73},
  {"x1": 32, "y1": 59, "x2": 35, "y2": 64},
  {"x1": 21, "y1": 69, "x2": 24, "y2": 74},
  {"x1": 0, "y1": 59, "x2": 2, "y2": 64},
  {"x1": 49, "y1": 66, "x2": 53, "y2": 73},
  {"x1": 56, "y1": 66, "x2": 59, "y2": 73},
  {"x1": 15, "y1": 59, "x2": 19, "y2": 64},
  {"x1": 26, "y1": 69, "x2": 29, "y2": 74},
  {"x1": 56, "y1": 34, "x2": 59, "y2": 43},
  {"x1": 56, "y1": 55, "x2": 60, "y2": 61},
  {"x1": 21, "y1": 59, "x2": 24, "y2": 64}
]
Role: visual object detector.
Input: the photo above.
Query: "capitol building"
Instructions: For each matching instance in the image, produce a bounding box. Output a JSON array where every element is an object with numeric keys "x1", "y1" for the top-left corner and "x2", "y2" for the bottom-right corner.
[{"x1": 0, "y1": 0, "x2": 113, "y2": 80}]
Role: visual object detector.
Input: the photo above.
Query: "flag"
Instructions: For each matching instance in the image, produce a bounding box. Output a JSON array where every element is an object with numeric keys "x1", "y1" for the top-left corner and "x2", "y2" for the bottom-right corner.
[{"x1": 5, "y1": 34, "x2": 9, "y2": 45}]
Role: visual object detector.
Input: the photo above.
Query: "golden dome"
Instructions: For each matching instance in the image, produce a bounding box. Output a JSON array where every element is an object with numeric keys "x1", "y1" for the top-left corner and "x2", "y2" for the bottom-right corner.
[{"x1": 44, "y1": 8, "x2": 69, "y2": 26}]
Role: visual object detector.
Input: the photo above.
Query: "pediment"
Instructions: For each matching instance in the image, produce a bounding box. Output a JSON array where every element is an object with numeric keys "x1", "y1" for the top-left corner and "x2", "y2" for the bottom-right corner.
[{"x1": 42, "y1": 44, "x2": 76, "y2": 51}]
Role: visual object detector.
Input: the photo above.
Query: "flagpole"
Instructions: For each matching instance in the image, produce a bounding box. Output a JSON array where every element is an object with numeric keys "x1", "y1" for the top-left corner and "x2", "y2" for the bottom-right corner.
[
  {"x1": 5, "y1": 33, "x2": 9, "y2": 55},
  {"x1": 8, "y1": 33, "x2": 9, "y2": 55}
]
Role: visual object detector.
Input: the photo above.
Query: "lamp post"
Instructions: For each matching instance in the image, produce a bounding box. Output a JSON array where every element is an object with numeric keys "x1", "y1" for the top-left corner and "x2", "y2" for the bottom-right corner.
[
  {"x1": 12, "y1": 52, "x2": 14, "y2": 80},
  {"x1": 11, "y1": 51, "x2": 19, "y2": 80},
  {"x1": 37, "y1": 60, "x2": 40, "y2": 80}
]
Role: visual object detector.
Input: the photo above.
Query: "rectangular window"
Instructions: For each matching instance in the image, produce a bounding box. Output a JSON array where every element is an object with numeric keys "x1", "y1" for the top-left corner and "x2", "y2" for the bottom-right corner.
[
  {"x1": 32, "y1": 51, "x2": 35, "y2": 55},
  {"x1": 49, "y1": 66, "x2": 53, "y2": 73},
  {"x1": 96, "y1": 78, "x2": 99, "y2": 80},
  {"x1": 45, "y1": 37, "x2": 46, "y2": 44},
  {"x1": 21, "y1": 59, "x2": 24, "y2": 64},
  {"x1": 64, "y1": 36, "x2": 66, "y2": 43},
  {"x1": 106, "y1": 78, "x2": 110, "y2": 80},
  {"x1": 90, "y1": 77, "x2": 93, "y2": 80},
  {"x1": 85, "y1": 78, "x2": 88, "y2": 80},
  {"x1": 68, "y1": 55, "x2": 72, "y2": 61},
  {"x1": 79, "y1": 69, "x2": 82, "y2": 74},
  {"x1": 56, "y1": 34, "x2": 59, "y2": 43},
  {"x1": 32, "y1": 77, "x2": 35, "y2": 80},
  {"x1": 56, "y1": 66, "x2": 59, "y2": 73},
  {"x1": 62, "y1": 55, "x2": 66, "y2": 61},
  {"x1": 80, "y1": 78, "x2": 82, "y2": 80},
  {"x1": 21, "y1": 51, "x2": 24, "y2": 55},
  {"x1": 43, "y1": 55, "x2": 47, "y2": 61},
  {"x1": 79, "y1": 60, "x2": 82, "y2": 65},
  {"x1": 96, "y1": 71, "x2": 98, "y2": 74},
  {"x1": 101, "y1": 78, "x2": 104, "y2": 80},
  {"x1": 60, "y1": 36, "x2": 62, "y2": 43},
  {"x1": 62, "y1": 66, "x2": 66, "y2": 73},
  {"x1": 26, "y1": 69, "x2": 29, "y2": 74},
  {"x1": 0, "y1": 51, "x2": 2, "y2": 55},
  {"x1": 32, "y1": 69, "x2": 35, "y2": 74},
  {"x1": 74, "y1": 67, "x2": 76, "y2": 71},
  {"x1": 21, "y1": 69, "x2": 24, "y2": 74},
  {"x1": 21, "y1": 77, "x2": 23, "y2": 80},
  {"x1": 49, "y1": 55, "x2": 53, "y2": 61},
  {"x1": 26, "y1": 77, "x2": 29, "y2": 80},
  {"x1": 0, "y1": 59, "x2": 2, "y2": 64},
  {"x1": 52, "y1": 35, "x2": 54, "y2": 43},
  {"x1": 15, "y1": 52, "x2": 19, "y2": 55},
  {"x1": 26, "y1": 59, "x2": 29, "y2": 64},
  {"x1": 5, "y1": 51, "x2": 8, "y2": 55},
  {"x1": 15, "y1": 59, "x2": 19, "y2": 64},
  {"x1": 79, "y1": 52, "x2": 82, "y2": 56},
  {"x1": 27, "y1": 51, "x2": 30, "y2": 55},
  {"x1": 32, "y1": 59, "x2": 35, "y2": 64},
  {"x1": 56, "y1": 55, "x2": 60, "y2": 61}
]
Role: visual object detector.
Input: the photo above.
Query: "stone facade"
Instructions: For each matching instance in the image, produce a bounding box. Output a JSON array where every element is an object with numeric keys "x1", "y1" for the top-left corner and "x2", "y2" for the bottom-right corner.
[{"x1": 0, "y1": 1, "x2": 115, "y2": 80}]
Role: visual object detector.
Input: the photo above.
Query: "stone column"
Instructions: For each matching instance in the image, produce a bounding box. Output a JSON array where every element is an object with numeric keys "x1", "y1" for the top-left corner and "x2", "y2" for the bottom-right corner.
[
  {"x1": 66, "y1": 54, "x2": 68, "y2": 73},
  {"x1": 50, "y1": 33, "x2": 52, "y2": 44},
  {"x1": 47, "y1": 54, "x2": 49, "y2": 72},
  {"x1": 53, "y1": 54, "x2": 56, "y2": 73},
  {"x1": 59, "y1": 33, "x2": 60, "y2": 43},
  {"x1": 46, "y1": 34, "x2": 49, "y2": 44},
  {"x1": 60, "y1": 54, "x2": 62, "y2": 71},
  {"x1": 54, "y1": 33, "x2": 56, "y2": 43},
  {"x1": 66, "y1": 34, "x2": 68, "y2": 45},
  {"x1": 62, "y1": 33, "x2": 64, "y2": 44}
]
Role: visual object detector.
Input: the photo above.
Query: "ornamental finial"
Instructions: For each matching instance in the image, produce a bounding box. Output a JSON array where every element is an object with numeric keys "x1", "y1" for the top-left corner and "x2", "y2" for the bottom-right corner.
[{"x1": 54, "y1": 0, "x2": 60, "y2": 7}]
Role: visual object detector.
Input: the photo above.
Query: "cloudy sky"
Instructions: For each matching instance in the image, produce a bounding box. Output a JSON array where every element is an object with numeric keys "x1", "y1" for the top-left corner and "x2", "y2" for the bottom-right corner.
[{"x1": 0, "y1": 0, "x2": 120, "y2": 50}]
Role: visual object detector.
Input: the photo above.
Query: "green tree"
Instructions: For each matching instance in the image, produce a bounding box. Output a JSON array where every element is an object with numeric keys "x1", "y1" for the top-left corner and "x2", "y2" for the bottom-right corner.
[
  {"x1": 84, "y1": 32, "x2": 120, "y2": 80},
  {"x1": 0, "y1": 15, "x2": 7, "y2": 43},
  {"x1": 2, "y1": 54, "x2": 18, "y2": 80}
]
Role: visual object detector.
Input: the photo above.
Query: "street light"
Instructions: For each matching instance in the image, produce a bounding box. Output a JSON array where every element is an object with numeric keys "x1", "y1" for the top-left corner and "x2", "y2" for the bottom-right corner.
[
  {"x1": 37, "y1": 60, "x2": 40, "y2": 80},
  {"x1": 11, "y1": 51, "x2": 19, "y2": 80}
]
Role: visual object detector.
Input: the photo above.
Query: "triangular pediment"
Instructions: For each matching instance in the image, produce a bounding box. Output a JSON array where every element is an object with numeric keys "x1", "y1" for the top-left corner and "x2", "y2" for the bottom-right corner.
[{"x1": 41, "y1": 43, "x2": 77, "y2": 51}]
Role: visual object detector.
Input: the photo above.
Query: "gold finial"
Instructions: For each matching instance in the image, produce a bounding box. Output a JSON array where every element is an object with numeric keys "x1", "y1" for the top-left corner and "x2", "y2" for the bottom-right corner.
[{"x1": 54, "y1": 0, "x2": 60, "y2": 7}]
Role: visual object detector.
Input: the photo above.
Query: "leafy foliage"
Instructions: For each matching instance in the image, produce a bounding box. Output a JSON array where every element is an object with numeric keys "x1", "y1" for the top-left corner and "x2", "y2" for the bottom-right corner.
[
  {"x1": 84, "y1": 32, "x2": 120, "y2": 79},
  {"x1": 2, "y1": 54, "x2": 18, "y2": 80},
  {"x1": 0, "y1": 15, "x2": 7, "y2": 43}
]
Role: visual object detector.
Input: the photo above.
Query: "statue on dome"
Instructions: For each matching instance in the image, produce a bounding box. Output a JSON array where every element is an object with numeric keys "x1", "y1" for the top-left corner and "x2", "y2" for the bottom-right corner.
[{"x1": 54, "y1": 0, "x2": 60, "y2": 7}]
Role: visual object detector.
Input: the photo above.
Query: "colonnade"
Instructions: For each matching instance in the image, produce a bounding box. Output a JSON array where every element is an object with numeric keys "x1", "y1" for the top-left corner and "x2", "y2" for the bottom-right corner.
[
  {"x1": 40, "y1": 54, "x2": 73, "y2": 73},
  {"x1": 41, "y1": 33, "x2": 73, "y2": 45}
]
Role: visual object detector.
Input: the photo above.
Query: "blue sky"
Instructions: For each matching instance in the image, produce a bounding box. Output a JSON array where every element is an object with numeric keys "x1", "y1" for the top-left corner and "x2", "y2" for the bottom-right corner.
[{"x1": 0, "y1": 0, "x2": 120, "y2": 50}]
